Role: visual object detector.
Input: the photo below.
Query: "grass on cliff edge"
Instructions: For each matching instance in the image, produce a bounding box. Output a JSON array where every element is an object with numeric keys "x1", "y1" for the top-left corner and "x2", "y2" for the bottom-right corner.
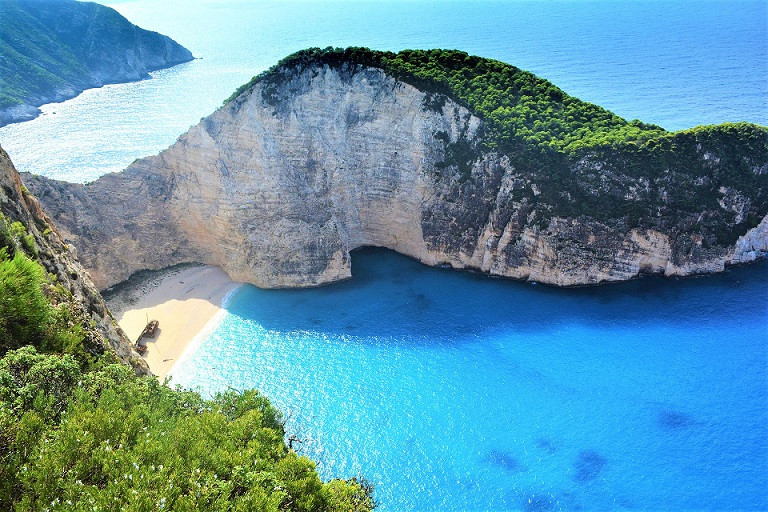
[
  {"x1": 227, "y1": 47, "x2": 768, "y2": 245},
  {"x1": 0, "y1": 212, "x2": 374, "y2": 511}
]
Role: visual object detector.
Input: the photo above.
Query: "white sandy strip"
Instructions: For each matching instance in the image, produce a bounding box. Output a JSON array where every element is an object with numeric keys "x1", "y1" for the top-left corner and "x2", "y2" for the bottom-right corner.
[
  {"x1": 108, "y1": 265, "x2": 240, "y2": 381},
  {"x1": 165, "y1": 284, "x2": 240, "y2": 383}
]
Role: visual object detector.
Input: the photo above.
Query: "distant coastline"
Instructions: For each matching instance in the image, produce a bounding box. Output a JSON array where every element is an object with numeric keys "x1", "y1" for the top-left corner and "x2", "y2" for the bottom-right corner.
[
  {"x1": 0, "y1": 59, "x2": 196, "y2": 128},
  {"x1": 0, "y1": 0, "x2": 194, "y2": 127}
]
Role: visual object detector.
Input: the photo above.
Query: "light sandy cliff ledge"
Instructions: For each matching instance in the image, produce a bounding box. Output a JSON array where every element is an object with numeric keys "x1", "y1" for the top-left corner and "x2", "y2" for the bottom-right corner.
[{"x1": 23, "y1": 51, "x2": 768, "y2": 289}]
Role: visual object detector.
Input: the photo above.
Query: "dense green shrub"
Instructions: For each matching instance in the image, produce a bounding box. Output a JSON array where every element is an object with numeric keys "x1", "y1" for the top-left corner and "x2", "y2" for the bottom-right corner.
[
  {"x1": 0, "y1": 213, "x2": 36, "y2": 258},
  {"x1": 0, "y1": 347, "x2": 374, "y2": 511},
  {"x1": 0, "y1": 213, "x2": 91, "y2": 360},
  {"x1": 0, "y1": 252, "x2": 51, "y2": 354},
  {"x1": 0, "y1": 214, "x2": 49, "y2": 356}
]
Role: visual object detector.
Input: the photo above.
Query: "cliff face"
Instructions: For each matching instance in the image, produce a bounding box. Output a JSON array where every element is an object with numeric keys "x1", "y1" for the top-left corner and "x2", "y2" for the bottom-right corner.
[
  {"x1": 24, "y1": 57, "x2": 768, "y2": 289},
  {"x1": 0, "y1": 146, "x2": 148, "y2": 373},
  {"x1": 0, "y1": 0, "x2": 194, "y2": 126}
]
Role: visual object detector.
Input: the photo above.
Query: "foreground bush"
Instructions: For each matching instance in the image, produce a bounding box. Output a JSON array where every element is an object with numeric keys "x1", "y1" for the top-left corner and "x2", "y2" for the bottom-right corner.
[{"x1": 0, "y1": 347, "x2": 374, "y2": 511}]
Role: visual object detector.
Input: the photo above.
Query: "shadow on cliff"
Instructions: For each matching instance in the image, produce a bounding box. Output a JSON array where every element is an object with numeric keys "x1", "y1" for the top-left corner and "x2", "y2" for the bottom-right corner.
[
  {"x1": 102, "y1": 263, "x2": 229, "y2": 313},
  {"x1": 220, "y1": 247, "x2": 768, "y2": 344}
]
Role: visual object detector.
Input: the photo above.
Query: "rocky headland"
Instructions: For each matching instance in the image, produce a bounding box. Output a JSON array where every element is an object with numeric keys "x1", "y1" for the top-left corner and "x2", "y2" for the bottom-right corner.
[
  {"x1": 23, "y1": 48, "x2": 768, "y2": 290},
  {"x1": 0, "y1": 0, "x2": 193, "y2": 126},
  {"x1": 0, "y1": 146, "x2": 147, "y2": 372}
]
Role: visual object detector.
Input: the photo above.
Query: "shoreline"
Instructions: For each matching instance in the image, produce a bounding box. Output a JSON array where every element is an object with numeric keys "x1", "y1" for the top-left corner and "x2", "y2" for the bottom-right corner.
[
  {"x1": 104, "y1": 264, "x2": 239, "y2": 381},
  {"x1": 165, "y1": 284, "x2": 240, "y2": 380},
  {"x1": 0, "y1": 59, "x2": 196, "y2": 128}
]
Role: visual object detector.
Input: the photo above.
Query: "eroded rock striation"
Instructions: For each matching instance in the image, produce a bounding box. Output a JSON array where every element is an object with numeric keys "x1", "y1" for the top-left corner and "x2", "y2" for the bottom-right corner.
[
  {"x1": 0, "y1": 0, "x2": 194, "y2": 126},
  {"x1": 24, "y1": 49, "x2": 768, "y2": 289},
  {"x1": 1, "y1": 146, "x2": 147, "y2": 373}
]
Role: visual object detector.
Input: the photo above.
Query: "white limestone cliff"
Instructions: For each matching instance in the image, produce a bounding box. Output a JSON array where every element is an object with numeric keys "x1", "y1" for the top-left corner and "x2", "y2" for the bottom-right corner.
[{"x1": 24, "y1": 63, "x2": 768, "y2": 289}]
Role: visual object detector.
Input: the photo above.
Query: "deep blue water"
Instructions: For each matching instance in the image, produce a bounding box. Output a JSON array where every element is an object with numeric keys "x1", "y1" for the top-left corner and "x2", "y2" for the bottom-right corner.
[
  {"x1": 170, "y1": 249, "x2": 768, "y2": 511},
  {"x1": 0, "y1": 0, "x2": 765, "y2": 182}
]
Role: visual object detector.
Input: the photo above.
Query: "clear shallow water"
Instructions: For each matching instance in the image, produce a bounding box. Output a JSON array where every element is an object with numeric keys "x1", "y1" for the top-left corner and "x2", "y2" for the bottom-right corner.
[
  {"x1": 170, "y1": 249, "x2": 768, "y2": 511},
  {"x1": 0, "y1": 0, "x2": 766, "y2": 182}
]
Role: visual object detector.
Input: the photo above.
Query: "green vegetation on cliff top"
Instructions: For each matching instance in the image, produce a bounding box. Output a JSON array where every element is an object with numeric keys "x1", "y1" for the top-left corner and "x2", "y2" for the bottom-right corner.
[
  {"x1": 0, "y1": 210, "x2": 373, "y2": 510},
  {"x1": 1, "y1": 1, "x2": 78, "y2": 109},
  {"x1": 230, "y1": 47, "x2": 670, "y2": 154},
  {"x1": 231, "y1": 47, "x2": 767, "y2": 245}
]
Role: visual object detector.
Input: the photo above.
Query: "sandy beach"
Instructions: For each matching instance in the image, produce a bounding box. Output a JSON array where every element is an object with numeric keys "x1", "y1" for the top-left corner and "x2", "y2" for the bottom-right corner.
[{"x1": 104, "y1": 264, "x2": 239, "y2": 380}]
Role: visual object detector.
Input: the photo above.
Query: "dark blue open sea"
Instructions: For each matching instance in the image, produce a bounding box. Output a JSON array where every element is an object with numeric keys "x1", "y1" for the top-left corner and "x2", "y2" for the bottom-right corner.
[{"x1": 1, "y1": 1, "x2": 766, "y2": 509}]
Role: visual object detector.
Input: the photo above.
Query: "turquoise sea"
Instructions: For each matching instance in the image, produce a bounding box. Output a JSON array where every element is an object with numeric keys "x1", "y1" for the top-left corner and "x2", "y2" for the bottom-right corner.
[
  {"x1": 1, "y1": 1, "x2": 766, "y2": 510},
  {"x1": 170, "y1": 249, "x2": 768, "y2": 511}
]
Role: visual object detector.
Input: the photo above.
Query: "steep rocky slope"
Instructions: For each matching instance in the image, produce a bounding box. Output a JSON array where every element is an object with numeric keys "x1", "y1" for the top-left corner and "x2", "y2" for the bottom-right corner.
[
  {"x1": 0, "y1": 0, "x2": 193, "y2": 126},
  {"x1": 24, "y1": 49, "x2": 768, "y2": 289},
  {"x1": 1, "y1": 146, "x2": 147, "y2": 373}
]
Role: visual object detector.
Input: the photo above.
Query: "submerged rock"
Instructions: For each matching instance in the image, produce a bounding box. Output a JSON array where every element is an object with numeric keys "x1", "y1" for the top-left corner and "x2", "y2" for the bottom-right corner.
[{"x1": 573, "y1": 449, "x2": 607, "y2": 483}]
